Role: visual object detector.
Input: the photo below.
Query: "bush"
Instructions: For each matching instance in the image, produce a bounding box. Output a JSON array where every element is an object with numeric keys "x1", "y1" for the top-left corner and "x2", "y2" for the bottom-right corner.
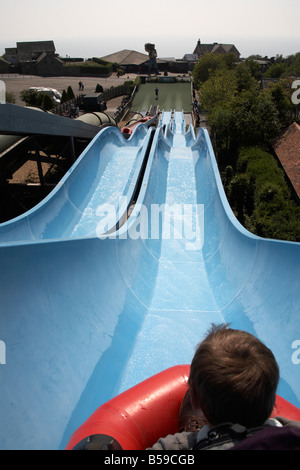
[
  {"x1": 20, "y1": 89, "x2": 55, "y2": 110},
  {"x1": 233, "y1": 147, "x2": 300, "y2": 241},
  {"x1": 20, "y1": 89, "x2": 39, "y2": 106},
  {"x1": 67, "y1": 86, "x2": 75, "y2": 100},
  {"x1": 41, "y1": 93, "x2": 55, "y2": 111},
  {"x1": 92, "y1": 57, "x2": 117, "y2": 71},
  {"x1": 252, "y1": 199, "x2": 300, "y2": 241},
  {"x1": 5, "y1": 92, "x2": 15, "y2": 104},
  {"x1": 95, "y1": 84, "x2": 104, "y2": 93},
  {"x1": 200, "y1": 52, "x2": 300, "y2": 242},
  {"x1": 239, "y1": 148, "x2": 289, "y2": 198},
  {"x1": 79, "y1": 60, "x2": 113, "y2": 76},
  {"x1": 193, "y1": 53, "x2": 227, "y2": 85},
  {"x1": 60, "y1": 89, "x2": 69, "y2": 104},
  {"x1": 228, "y1": 174, "x2": 253, "y2": 222},
  {"x1": 123, "y1": 80, "x2": 135, "y2": 94},
  {"x1": 264, "y1": 63, "x2": 286, "y2": 78}
]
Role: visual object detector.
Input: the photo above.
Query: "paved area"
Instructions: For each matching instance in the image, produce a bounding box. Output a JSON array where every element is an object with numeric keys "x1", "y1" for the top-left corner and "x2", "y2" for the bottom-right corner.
[
  {"x1": 1, "y1": 73, "x2": 138, "y2": 107},
  {"x1": 0, "y1": 73, "x2": 206, "y2": 222}
]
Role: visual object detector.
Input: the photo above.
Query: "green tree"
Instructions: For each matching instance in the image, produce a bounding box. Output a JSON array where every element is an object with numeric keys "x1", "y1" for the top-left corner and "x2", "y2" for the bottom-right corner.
[
  {"x1": 233, "y1": 147, "x2": 300, "y2": 241},
  {"x1": 5, "y1": 91, "x2": 15, "y2": 104},
  {"x1": 193, "y1": 53, "x2": 226, "y2": 85},
  {"x1": 286, "y1": 52, "x2": 300, "y2": 76},
  {"x1": 262, "y1": 52, "x2": 300, "y2": 78},
  {"x1": 95, "y1": 84, "x2": 104, "y2": 93},
  {"x1": 231, "y1": 89, "x2": 279, "y2": 146},
  {"x1": 20, "y1": 89, "x2": 39, "y2": 106},
  {"x1": 252, "y1": 197, "x2": 300, "y2": 241},
  {"x1": 198, "y1": 68, "x2": 238, "y2": 113},
  {"x1": 60, "y1": 89, "x2": 69, "y2": 104},
  {"x1": 199, "y1": 50, "x2": 300, "y2": 242},
  {"x1": 208, "y1": 86, "x2": 279, "y2": 155},
  {"x1": 264, "y1": 79, "x2": 296, "y2": 128},
  {"x1": 243, "y1": 58, "x2": 263, "y2": 80},
  {"x1": 67, "y1": 85, "x2": 75, "y2": 100},
  {"x1": 228, "y1": 174, "x2": 253, "y2": 223},
  {"x1": 20, "y1": 89, "x2": 55, "y2": 109},
  {"x1": 40, "y1": 93, "x2": 55, "y2": 111},
  {"x1": 222, "y1": 52, "x2": 237, "y2": 69},
  {"x1": 264, "y1": 62, "x2": 286, "y2": 78},
  {"x1": 234, "y1": 62, "x2": 259, "y2": 92},
  {"x1": 210, "y1": 106, "x2": 237, "y2": 155}
]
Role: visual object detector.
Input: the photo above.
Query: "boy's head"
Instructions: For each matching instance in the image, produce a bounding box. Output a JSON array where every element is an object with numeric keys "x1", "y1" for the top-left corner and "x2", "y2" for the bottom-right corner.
[{"x1": 188, "y1": 324, "x2": 280, "y2": 428}]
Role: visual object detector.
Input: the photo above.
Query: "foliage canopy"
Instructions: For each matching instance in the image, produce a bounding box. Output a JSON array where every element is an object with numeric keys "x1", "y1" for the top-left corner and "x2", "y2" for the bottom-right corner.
[{"x1": 192, "y1": 52, "x2": 300, "y2": 242}]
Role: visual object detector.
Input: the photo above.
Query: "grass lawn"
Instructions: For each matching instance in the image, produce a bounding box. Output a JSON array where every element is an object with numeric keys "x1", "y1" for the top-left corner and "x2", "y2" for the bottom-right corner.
[{"x1": 132, "y1": 82, "x2": 193, "y2": 113}]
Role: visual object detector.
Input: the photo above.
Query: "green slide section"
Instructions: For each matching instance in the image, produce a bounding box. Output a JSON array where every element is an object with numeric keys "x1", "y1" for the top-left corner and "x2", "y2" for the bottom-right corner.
[{"x1": 132, "y1": 82, "x2": 192, "y2": 112}]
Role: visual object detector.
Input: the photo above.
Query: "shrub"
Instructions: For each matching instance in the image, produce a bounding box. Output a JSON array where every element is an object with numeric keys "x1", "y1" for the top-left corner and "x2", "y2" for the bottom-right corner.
[
  {"x1": 20, "y1": 89, "x2": 55, "y2": 110},
  {"x1": 193, "y1": 53, "x2": 227, "y2": 85},
  {"x1": 95, "y1": 84, "x2": 104, "y2": 93},
  {"x1": 60, "y1": 89, "x2": 69, "y2": 104},
  {"x1": 79, "y1": 61, "x2": 113, "y2": 75},
  {"x1": 228, "y1": 174, "x2": 253, "y2": 222},
  {"x1": 67, "y1": 86, "x2": 75, "y2": 100},
  {"x1": 233, "y1": 147, "x2": 300, "y2": 241},
  {"x1": 40, "y1": 93, "x2": 55, "y2": 111},
  {"x1": 5, "y1": 92, "x2": 15, "y2": 104},
  {"x1": 20, "y1": 89, "x2": 39, "y2": 106}
]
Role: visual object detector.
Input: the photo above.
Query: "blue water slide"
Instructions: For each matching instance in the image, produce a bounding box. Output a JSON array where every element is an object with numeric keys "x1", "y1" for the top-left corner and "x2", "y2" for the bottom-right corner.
[
  {"x1": 0, "y1": 124, "x2": 153, "y2": 243},
  {"x1": 0, "y1": 112, "x2": 299, "y2": 450}
]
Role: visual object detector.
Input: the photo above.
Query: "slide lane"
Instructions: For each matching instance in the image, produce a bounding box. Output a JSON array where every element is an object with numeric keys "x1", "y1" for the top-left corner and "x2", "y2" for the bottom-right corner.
[
  {"x1": 0, "y1": 124, "x2": 153, "y2": 243},
  {"x1": 0, "y1": 114, "x2": 299, "y2": 450},
  {"x1": 109, "y1": 117, "x2": 300, "y2": 411}
]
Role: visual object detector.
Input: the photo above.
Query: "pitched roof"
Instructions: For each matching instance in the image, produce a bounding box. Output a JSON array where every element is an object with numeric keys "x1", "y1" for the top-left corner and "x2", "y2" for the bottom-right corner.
[
  {"x1": 16, "y1": 41, "x2": 55, "y2": 62},
  {"x1": 273, "y1": 122, "x2": 300, "y2": 198},
  {"x1": 100, "y1": 49, "x2": 165, "y2": 65},
  {"x1": 193, "y1": 40, "x2": 240, "y2": 57},
  {"x1": 100, "y1": 49, "x2": 149, "y2": 65},
  {"x1": 183, "y1": 54, "x2": 198, "y2": 61},
  {"x1": 211, "y1": 44, "x2": 236, "y2": 54}
]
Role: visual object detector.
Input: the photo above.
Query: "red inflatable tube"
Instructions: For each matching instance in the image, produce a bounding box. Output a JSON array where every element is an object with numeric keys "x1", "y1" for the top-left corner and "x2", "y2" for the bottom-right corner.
[
  {"x1": 121, "y1": 127, "x2": 132, "y2": 135},
  {"x1": 66, "y1": 365, "x2": 189, "y2": 450},
  {"x1": 271, "y1": 394, "x2": 300, "y2": 421},
  {"x1": 121, "y1": 117, "x2": 153, "y2": 136},
  {"x1": 66, "y1": 365, "x2": 300, "y2": 450}
]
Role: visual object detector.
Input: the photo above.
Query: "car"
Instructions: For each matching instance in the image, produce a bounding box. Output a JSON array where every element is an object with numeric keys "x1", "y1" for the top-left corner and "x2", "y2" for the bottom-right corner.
[{"x1": 29, "y1": 87, "x2": 62, "y2": 104}]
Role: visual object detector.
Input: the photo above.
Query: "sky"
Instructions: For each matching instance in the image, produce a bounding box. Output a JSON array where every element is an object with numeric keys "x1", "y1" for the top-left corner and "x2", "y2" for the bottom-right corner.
[{"x1": 0, "y1": 0, "x2": 299, "y2": 60}]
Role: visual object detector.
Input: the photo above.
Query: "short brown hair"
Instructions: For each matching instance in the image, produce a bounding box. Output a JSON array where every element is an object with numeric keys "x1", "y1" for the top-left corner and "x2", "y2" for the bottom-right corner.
[{"x1": 189, "y1": 324, "x2": 279, "y2": 427}]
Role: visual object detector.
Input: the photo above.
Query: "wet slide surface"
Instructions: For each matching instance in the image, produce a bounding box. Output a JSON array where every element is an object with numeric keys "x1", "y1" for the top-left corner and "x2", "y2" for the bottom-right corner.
[
  {"x1": 0, "y1": 125, "x2": 152, "y2": 242},
  {"x1": 0, "y1": 112, "x2": 299, "y2": 449}
]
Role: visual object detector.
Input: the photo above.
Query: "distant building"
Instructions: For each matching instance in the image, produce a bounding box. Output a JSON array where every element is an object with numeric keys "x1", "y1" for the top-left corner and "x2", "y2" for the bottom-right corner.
[
  {"x1": 5, "y1": 48, "x2": 18, "y2": 65},
  {"x1": 100, "y1": 49, "x2": 149, "y2": 73},
  {"x1": 100, "y1": 49, "x2": 167, "y2": 74},
  {"x1": 5, "y1": 41, "x2": 64, "y2": 75},
  {"x1": 193, "y1": 39, "x2": 241, "y2": 59},
  {"x1": 0, "y1": 57, "x2": 10, "y2": 73},
  {"x1": 182, "y1": 54, "x2": 198, "y2": 62},
  {"x1": 6, "y1": 40, "x2": 56, "y2": 63}
]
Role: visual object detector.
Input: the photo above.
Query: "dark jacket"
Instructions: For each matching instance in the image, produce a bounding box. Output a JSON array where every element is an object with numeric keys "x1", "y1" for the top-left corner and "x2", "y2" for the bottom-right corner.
[{"x1": 148, "y1": 418, "x2": 300, "y2": 451}]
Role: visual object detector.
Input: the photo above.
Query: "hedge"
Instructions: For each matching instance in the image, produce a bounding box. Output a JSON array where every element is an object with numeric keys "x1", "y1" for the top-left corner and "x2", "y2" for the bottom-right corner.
[{"x1": 228, "y1": 147, "x2": 300, "y2": 241}]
